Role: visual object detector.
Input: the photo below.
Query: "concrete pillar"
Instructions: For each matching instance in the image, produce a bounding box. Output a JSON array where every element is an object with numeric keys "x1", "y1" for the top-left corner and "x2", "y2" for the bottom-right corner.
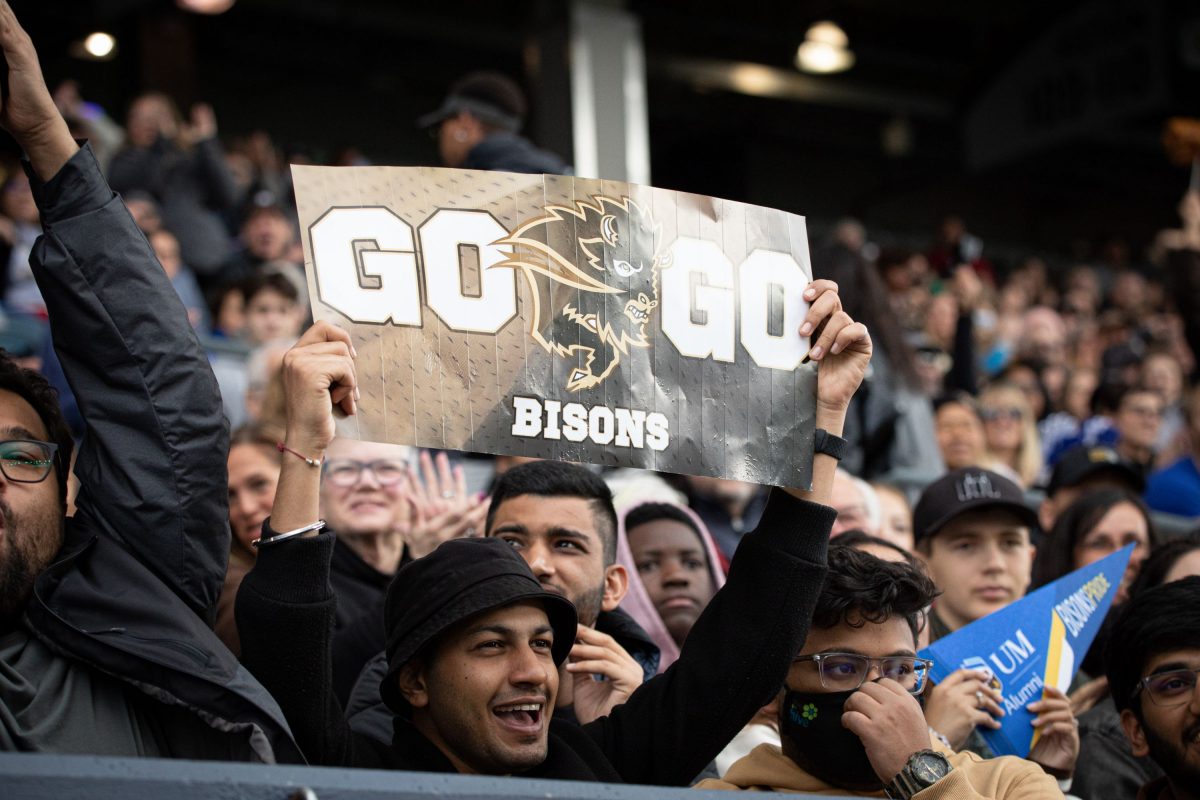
[{"x1": 568, "y1": 1, "x2": 650, "y2": 184}]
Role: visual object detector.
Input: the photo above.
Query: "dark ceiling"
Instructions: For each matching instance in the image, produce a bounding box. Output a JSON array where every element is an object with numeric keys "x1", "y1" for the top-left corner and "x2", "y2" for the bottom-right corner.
[{"x1": 13, "y1": 0, "x2": 1200, "y2": 268}]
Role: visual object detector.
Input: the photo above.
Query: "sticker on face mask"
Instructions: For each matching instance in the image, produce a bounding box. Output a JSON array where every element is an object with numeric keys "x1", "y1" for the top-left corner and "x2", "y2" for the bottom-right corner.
[{"x1": 788, "y1": 701, "x2": 819, "y2": 727}]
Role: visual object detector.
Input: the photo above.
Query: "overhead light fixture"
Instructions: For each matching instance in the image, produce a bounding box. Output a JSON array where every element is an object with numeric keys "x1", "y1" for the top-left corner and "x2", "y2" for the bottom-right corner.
[
  {"x1": 69, "y1": 32, "x2": 117, "y2": 61},
  {"x1": 726, "y1": 63, "x2": 788, "y2": 97},
  {"x1": 84, "y1": 32, "x2": 116, "y2": 58},
  {"x1": 795, "y1": 20, "x2": 855, "y2": 74},
  {"x1": 177, "y1": 0, "x2": 237, "y2": 13}
]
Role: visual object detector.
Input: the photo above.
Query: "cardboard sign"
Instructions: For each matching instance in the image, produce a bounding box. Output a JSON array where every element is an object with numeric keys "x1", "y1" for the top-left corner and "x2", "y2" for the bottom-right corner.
[
  {"x1": 293, "y1": 166, "x2": 818, "y2": 487},
  {"x1": 919, "y1": 545, "x2": 1133, "y2": 757}
]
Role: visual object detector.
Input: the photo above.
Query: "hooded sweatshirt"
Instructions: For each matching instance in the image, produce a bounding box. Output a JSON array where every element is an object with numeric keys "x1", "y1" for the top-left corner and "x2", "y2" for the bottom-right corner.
[
  {"x1": 695, "y1": 741, "x2": 1063, "y2": 798},
  {"x1": 617, "y1": 501, "x2": 728, "y2": 674}
]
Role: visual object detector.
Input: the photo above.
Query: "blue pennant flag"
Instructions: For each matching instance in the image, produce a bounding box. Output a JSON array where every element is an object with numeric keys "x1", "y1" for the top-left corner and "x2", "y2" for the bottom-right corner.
[{"x1": 919, "y1": 544, "x2": 1133, "y2": 757}]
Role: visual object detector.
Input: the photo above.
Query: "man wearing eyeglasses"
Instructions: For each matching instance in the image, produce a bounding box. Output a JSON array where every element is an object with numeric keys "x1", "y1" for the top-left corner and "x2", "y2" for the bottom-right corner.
[
  {"x1": 1107, "y1": 576, "x2": 1200, "y2": 800},
  {"x1": 0, "y1": 1, "x2": 299, "y2": 762},
  {"x1": 698, "y1": 545, "x2": 1063, "y2": 797}
]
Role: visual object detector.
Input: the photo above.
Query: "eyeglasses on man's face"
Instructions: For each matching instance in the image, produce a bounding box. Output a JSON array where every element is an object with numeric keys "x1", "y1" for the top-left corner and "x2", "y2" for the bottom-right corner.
[
  {"x1": 793, "y1": 652, "x2": 933, "y2": 695},
  {"x1": 0, "y1": 439, "x2": 58, "y2": 484},
  {"x1": 322, "y1": 458, "x2": 408, "y2": 488},
  {"x1": 1134, "y1": 666, "x2": 1200, "y2": 707}
]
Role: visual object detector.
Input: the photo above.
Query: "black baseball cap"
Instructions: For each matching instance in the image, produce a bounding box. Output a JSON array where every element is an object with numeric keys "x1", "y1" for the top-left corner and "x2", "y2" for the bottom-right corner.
[
  {"x1": 1045, "y1": 444, "x2": 1145, "y2": 496},
  {"x1": 379, "y1": 537, "x2": 577, "y2": 715},
  {"x1": 417, "y1": 71, "x2": 526, "y2": 132},
  {"x1": 913, "y1": 467, "x2": 1039, "y2": 543}
]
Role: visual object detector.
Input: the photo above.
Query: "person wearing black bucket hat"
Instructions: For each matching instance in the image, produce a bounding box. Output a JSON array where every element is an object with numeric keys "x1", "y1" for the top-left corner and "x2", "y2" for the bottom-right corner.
[
  {"x1": 340, "y1": 458, "x2": 658, "y2": 744},
  {"x1": 376, "y1": 536, "x2": 577, "y2": 716},
  {"x1": 419, "y1": 71, "x2": 569, "y2": 175},
  {"x1": 377, "y1": 536, "x2": 578, "y2": 774},
  {"x1": 237, "y1": 277, "x2": 870, "y2": 783}
]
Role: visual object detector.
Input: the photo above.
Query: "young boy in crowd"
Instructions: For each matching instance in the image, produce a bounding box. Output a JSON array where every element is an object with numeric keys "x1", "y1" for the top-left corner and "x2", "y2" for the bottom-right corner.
[
  {"x1": 211, "y1": 271, "x2": 306, "y2": 426},
  {"x1": 242, "y1": 270, "x2": 305, "y2": 346},
  {"x1": 698, "y1": 546, "x2": 1070, "y2": 796},
  {"x1": 913, "y1": 468, "x2": 1049, "y2": 755},
  {"x1": 619, "y1": 501, "x2": 726, "y2": 672},
  {"x1": 913, "y1": 467, "x2": 1039, "y2": 641}
]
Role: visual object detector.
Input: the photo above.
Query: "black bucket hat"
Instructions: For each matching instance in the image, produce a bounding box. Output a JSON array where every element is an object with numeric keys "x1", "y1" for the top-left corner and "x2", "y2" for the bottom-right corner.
[{"x1": 379, "y1": 537, "x2": 577, "y2": 715}]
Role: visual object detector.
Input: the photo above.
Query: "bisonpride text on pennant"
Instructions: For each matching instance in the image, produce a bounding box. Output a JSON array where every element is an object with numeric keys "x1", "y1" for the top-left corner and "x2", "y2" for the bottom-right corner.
[{"x1": 920, "y1": 544, "x2": 1133, "y2": 757}]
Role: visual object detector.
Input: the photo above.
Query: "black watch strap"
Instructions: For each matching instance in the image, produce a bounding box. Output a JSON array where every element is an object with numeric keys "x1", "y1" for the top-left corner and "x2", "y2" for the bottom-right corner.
[{"x1": 813, "y1": 428, "x2": 847, "y2": 461}]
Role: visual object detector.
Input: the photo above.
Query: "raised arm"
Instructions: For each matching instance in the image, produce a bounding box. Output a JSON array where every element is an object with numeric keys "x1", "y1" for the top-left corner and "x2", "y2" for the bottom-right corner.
[
  {"x1": 0, "y1": 1, "x2": 229, "y2": 620},
  {"x1": 0, "y1": 3, "x2": 77, "y2": 181},
  {"x1": 237, "y1": 322, "x2": 371, "y2": 765},
  {"x1": 187, "y1": 104, "x2": 240, "y2": 212},
  {"x1": 583, "y1": 280, "x2": 872, "y2": 785}
]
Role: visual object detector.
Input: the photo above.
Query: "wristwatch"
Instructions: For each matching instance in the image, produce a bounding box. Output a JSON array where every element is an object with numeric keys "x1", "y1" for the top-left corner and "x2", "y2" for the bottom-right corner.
[
  {"x1": 885, "y1": 749, "x2": 953, "y2": 799},
  {"x1": 813, "y1": 428, "x2": 848, "y2": 461}
]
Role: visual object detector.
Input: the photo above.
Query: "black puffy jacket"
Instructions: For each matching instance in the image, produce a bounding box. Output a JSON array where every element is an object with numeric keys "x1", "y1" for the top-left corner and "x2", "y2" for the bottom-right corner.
[{"x1": 20, "y1": 144, "x2": 301, "y2": 764}]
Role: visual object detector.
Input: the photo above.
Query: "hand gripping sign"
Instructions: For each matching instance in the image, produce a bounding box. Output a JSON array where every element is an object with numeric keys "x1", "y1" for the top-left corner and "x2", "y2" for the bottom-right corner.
[
  {"x1": 919, "y1": 544, "x2": 1133, "y2": 757},
  {"x1": 294, "y1": 167, "x2": 818, "y2": 488}
]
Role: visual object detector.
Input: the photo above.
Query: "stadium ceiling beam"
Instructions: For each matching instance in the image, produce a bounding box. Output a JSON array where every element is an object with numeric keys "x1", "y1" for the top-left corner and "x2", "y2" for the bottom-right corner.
[{"x1": 656, "y1": 57, "x2": 953, "y2": 120}]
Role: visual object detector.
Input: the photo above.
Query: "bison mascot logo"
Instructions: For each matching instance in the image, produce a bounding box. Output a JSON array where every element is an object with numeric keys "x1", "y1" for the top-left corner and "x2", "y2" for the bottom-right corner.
[{"x1": 494, "y1": 196, "x2": 666, "y2": 391}]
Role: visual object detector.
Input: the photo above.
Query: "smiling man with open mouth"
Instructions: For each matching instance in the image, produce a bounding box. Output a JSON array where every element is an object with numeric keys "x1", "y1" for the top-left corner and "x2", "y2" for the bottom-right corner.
[{"x1": 380, "y1": 539, "x2": 575, "y2": 775}]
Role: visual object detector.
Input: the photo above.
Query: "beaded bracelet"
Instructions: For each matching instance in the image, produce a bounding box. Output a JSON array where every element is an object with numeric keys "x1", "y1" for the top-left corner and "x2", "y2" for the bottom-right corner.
[{"x1": 277, "y1": 442, "x2": 323, "y2": 467}]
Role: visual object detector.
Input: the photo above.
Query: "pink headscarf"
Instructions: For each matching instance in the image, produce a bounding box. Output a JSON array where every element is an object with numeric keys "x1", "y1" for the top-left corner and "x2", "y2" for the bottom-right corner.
[{"x1": 616, "y1": 500, "x2": 727, "y2": 674}]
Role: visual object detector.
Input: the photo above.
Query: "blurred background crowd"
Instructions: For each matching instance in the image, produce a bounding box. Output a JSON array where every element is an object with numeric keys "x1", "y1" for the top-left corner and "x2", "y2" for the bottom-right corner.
[
  {"x1": 3, "y1": 3, "x2": 1200, "y2": 797},
  {"x1": 2, "y1": 1, "x2": 1199, "y2": 532}
]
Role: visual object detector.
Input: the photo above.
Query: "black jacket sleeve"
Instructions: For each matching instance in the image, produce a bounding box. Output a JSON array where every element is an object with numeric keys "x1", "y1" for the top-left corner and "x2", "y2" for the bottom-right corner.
[
  {"x1": 583, "y1": 490, "x2": 834, "y2": 786},
  {"x1": 192, "y1": 136, "x2": 241, "y2": 211},
  {"x1": 944, "y1": 310, "x2": 977, "y2": 395},
  {"x1": 237, "y1": 526, "x2": 388, "y2": 768},
  {"x1": 29, "y1": 143, "x2": 230, "y2": 622},
  {"x1": 1167, "y1": 247, "x2": 1200, "y2": 381}
]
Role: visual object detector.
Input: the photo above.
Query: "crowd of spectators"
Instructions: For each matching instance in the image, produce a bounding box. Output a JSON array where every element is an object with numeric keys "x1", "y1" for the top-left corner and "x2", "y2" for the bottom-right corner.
[{"x1": 3, "y1": 3, "x2": 1200, "y2": 799}]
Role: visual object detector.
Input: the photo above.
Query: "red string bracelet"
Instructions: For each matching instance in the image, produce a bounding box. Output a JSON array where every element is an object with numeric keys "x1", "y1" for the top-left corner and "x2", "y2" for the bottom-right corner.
[{"x1": 277, "y1": 442, "x2": 324, "y2": 467}]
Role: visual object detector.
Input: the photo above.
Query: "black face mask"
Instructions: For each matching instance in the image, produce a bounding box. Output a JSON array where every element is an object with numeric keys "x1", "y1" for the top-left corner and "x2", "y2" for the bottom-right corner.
[{"x1": 780, "y1": 688, "x2": 884, "y2": 792}]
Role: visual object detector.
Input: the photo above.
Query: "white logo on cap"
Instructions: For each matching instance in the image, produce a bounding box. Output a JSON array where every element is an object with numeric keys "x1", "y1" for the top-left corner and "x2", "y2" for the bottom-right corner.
[{"x1": 956, "y1": 472, "x2": 1001, "y2": 502}]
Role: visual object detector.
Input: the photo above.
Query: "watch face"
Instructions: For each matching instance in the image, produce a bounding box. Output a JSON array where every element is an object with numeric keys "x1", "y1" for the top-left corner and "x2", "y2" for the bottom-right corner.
[{"x1": 911, "y1": 752, "x2": 950, "y2": 784}]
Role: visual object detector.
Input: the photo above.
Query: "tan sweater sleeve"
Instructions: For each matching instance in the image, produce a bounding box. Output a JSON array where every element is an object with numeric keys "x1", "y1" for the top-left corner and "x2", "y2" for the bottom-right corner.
[{"x1": 916, "y1": 752, "x2": 1064, "y2": 800}]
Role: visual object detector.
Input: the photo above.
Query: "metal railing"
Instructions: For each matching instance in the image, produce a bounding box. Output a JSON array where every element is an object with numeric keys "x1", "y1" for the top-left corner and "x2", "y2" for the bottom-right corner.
[{"x1": 0, "y1": 752, "x2": 844, "y2": 800}]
